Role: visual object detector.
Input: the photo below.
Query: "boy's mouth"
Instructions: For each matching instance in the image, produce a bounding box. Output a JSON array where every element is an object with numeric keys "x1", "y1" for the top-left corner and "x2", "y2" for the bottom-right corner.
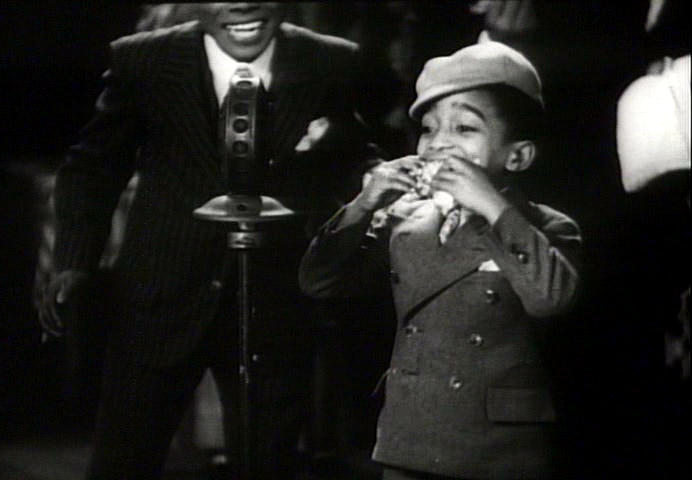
[{"x1": 423, "y1": 154, "x2": 484, "y2": 167}]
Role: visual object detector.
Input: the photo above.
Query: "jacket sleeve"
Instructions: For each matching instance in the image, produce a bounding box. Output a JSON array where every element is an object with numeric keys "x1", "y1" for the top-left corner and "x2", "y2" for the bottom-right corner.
[
  {"x1": 53, "y1": 39, "x2": 144, "y2": 272},
  {"x1": 299, "y1": 204, "x2": 391, "y2": 299},
  {"x1": 481, "y1": 205, "x2": 582, "y2": 318}
]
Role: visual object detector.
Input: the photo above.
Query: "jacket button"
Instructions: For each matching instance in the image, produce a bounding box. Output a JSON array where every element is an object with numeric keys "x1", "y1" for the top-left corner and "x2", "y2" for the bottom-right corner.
[
  {"x1": 449, "y1": 376, "x2": 464, "y2": 390},
  {"x1": 516, "y1": 252, "x2": 529, "y2": 264},
  {"x1": 404, "y1": 325, "x2": 421, "y2": 335},
  {"x1": 210, "y1": 279, "x2": 223, "y2": 291},
  {"x1": 484, "y1": 289, "x2": 499, "y2": 304},
  {"x1": 268, "y1": 158, "x2": 277, "y2": 167},
  {"x1": 468, "y1": 333, "x2": 484, "y2": 346},
  {"x1": 390, "y1": 270, "x2": 400, "y2": 284}
]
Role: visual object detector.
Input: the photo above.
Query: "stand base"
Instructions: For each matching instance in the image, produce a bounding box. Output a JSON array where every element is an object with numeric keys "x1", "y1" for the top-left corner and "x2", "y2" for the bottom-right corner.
[{"x1": 193, "y1": 194, "x2": 297, "y2": 223}]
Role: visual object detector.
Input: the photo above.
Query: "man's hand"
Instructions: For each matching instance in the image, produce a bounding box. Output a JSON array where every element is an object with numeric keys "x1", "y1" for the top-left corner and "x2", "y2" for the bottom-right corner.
[
  {"x1": 353, "y1": 155, "x2": 423, "y2": 213},
  {"x1": 38, "y1": 270, "x2": 91, "y2": 337},
  {"x1": 431, "y1": 157, "x2": 510, "y2": 225}
]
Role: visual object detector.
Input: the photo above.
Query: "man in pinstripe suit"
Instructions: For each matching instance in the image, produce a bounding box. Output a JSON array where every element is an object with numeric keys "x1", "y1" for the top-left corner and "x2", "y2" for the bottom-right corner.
[{"x1": 37, "y1": 3, "x2": 384, "y2": 478}]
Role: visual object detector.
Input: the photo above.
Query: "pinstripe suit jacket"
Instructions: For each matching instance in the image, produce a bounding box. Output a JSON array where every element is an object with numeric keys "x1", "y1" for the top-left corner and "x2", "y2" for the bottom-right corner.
[{"x1": 53, "y1": 21, "x2": 377, "y2": 367}]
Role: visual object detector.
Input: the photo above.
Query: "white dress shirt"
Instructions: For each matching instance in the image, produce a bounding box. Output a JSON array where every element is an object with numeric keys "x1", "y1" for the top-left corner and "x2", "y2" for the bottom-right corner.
[{"x1": 203, "y1": 34, "x2": 276, "y2": 106}]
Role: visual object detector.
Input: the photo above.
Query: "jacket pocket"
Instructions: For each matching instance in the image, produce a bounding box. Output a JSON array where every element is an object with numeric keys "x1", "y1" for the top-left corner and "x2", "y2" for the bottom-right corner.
[{"x1": 486, "y1": 387, "x2": 556, "y2": 423}]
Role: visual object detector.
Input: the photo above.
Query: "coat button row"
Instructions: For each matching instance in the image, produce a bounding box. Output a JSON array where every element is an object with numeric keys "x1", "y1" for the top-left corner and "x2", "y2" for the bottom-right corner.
[{"x1": 484, "y1": 289, "x2": 499, "y2": 304}]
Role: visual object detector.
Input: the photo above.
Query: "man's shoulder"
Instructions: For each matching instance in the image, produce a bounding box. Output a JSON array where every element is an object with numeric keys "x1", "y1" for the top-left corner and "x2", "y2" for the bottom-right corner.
[
  {"x1": 279, "y1": 22, "x2": 359, "y2": 54},
  {"x1": 111, "y1": 20, "x2": 200, "y2": 52}
]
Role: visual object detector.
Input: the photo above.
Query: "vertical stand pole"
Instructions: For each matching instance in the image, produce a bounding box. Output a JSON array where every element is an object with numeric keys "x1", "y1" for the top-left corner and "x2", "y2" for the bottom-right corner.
[
  {"x1": 237, "y1": 247, "x2": 252, "y2": 479},
  {"x1": 234, "y1": 221, "x2": 256, "y2": 480},
  {"x1": 194, "y1": 195, "x2": 297, "y2": 480}
]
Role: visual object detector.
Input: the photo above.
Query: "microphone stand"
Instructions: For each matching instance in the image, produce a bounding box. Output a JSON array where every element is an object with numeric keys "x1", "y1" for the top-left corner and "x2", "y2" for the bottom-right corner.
[{"x1": 193, "y1": 194, "x2": 297, "y2": 480}]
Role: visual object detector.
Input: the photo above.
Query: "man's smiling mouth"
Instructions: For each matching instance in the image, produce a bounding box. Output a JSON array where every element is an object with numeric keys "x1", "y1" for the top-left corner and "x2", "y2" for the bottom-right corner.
[{"x1": 223, "y1": 20, "x2": 265, "y2": 40}]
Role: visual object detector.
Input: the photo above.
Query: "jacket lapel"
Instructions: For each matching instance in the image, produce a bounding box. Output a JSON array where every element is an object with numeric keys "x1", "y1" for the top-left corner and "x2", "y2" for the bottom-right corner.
[
  {"x1": 390, "y1": 188, "x2": 538, "y2": 323},
  {"x1": 268, "y1": 25, "x2": 329, "y2": 163},
  {"x1": 148, "y1": 22, "x2": 332, "y2": 189},
  {"x1": 153, "y1": 22, "x2": 225, "y2": 192},
  {"x1": 389, "y1": 203, "x2": 490, "y2": 323}
]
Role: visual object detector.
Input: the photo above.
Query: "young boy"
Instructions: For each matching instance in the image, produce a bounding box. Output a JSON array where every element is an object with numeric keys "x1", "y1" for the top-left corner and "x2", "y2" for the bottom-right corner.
[{"x1": 300, "y1": 41, "x2": 582, "y2": 479}]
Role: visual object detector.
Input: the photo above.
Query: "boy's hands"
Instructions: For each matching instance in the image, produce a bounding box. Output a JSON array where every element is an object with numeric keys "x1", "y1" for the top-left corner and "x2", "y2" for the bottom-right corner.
[
  {"x1": 353, "y1": 155, "x2": 424, "y2": 213},
  {"x1": 350, "y1": 154, "x2": 511, "y2": 225},
  {"x1": 431, "y1": 157, "x2": 510, "y2": 225}
]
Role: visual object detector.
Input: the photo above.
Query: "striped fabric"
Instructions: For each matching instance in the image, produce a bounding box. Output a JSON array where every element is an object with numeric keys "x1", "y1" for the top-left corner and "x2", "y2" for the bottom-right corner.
[{"x1": 52, "y1": 21, "x2": 376, "y2": 367}]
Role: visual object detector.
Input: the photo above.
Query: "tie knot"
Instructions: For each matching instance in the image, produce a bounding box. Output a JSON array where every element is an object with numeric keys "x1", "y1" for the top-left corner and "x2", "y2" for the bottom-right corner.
[{"x1": 233, "y1": 63, "x2": 257, "y2": 80}]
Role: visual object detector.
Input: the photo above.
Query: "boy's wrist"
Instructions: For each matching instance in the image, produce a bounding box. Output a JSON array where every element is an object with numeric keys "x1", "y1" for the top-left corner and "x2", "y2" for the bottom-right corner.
[
  {"x1": 480, "y1": 192, "x2": 511, "y2": 226},
  {"x1": 339, "y1": 195, "x2": 375, "y2": 227},
  {"x1": 352, "y1": 193, "x2": 377, "y2": 215}
]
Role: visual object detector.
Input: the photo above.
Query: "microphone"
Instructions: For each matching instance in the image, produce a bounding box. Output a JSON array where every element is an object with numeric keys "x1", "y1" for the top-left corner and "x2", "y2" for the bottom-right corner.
[{"x1": 221, "y1": 65, "x2": 271, "y2": 195}]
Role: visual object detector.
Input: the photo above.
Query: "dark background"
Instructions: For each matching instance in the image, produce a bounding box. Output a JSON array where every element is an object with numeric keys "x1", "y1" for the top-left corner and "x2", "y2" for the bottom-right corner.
[{"x1": 1, "y1": 1, "x2": 689, "y2": 478}]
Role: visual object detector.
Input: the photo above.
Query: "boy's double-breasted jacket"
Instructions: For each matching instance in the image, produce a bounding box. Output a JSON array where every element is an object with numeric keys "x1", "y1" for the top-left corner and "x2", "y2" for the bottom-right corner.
[{"x1": 299, "y1": 190, "x2": 581, "y2": 478}]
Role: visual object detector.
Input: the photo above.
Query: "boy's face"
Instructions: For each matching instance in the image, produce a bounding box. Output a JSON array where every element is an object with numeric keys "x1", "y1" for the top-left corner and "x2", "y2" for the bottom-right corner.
[
  {"x1": 417, "y1": 90, "x2": 512, "y2": 181},
  {"x1": 197, "y1": 3, "x2": 286, "y2": 61}
]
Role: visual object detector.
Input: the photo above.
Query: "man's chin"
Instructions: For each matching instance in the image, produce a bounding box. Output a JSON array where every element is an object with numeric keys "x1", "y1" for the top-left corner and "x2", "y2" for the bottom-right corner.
[{"x1": 218, "y1": 39, "x2": 268, "y2": 61}]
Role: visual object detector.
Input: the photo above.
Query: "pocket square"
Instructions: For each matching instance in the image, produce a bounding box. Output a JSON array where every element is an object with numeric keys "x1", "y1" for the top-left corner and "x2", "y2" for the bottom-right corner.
[
  {"x1": 295, "y1": 117, "x2": 330, "y2": 152},
  {"x1": 478, "y1": 259, "x2": 501, "y2": 272}
]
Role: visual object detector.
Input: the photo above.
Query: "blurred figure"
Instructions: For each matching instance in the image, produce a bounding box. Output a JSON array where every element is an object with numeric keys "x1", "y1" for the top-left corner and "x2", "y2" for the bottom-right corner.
[
  {"x1": 617, "y1": 49, "x2": 690, "y2": 478},
  {"x1": 617, "y1": 55, "x2": 690, "y2": 194}
]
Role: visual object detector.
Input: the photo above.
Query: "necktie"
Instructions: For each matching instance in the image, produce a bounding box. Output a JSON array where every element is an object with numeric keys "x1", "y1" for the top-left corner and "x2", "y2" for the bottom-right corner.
[
  {"x1": 438, "y1": 205, "x2": 471, "y2": 245},
  {"x1": 220, "y1": 64, "x2": 267, "y2": 195}
]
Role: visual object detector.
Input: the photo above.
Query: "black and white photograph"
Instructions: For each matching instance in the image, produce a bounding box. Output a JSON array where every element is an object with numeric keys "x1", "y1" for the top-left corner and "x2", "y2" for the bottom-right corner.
[{"x1": 0, "y1": 1, "x2": 689, "y2": 479}]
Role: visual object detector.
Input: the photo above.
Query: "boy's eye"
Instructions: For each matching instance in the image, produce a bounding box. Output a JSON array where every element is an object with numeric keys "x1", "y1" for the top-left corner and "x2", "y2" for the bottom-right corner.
[
  {"x1": 420, "y1": 125, "x2": 433, "y2": 135},
  {"x1": 454, "y1": 124, "x2": 476, "y2": 134}
]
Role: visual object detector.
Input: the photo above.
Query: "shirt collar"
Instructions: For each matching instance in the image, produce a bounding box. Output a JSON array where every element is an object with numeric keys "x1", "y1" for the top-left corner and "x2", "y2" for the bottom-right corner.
[{"x1": 203, "y1": 34, "x2": 276, "y2": 105}]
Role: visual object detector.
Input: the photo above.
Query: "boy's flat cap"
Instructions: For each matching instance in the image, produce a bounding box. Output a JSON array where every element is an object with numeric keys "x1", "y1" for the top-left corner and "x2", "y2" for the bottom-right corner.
[{"x1": 409, "y1": 40, "x2": 543, "y2": 120}]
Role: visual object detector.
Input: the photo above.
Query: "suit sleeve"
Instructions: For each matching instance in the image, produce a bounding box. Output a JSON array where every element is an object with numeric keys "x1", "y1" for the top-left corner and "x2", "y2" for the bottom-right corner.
[
  {"x1": 299, "y1": 204, "x2": 391, "y2": 299},
  {"x1": 53, "y1": 40, "x2": 144, "y2": 272},
  {"x1": 481, "y1": 206, "x2": 582, "y2": 318}
]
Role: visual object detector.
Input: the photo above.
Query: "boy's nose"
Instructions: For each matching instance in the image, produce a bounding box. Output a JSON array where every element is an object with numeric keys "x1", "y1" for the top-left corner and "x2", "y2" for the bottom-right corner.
[{"x1": 426, "y1": 132, "x2": 453, "y2": 153}]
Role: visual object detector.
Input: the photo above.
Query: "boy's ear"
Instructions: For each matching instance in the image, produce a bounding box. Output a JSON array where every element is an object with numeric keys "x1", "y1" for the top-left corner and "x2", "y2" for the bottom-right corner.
[{"x1": 504, "y1": 140, "x2": 536, "y2": 172}]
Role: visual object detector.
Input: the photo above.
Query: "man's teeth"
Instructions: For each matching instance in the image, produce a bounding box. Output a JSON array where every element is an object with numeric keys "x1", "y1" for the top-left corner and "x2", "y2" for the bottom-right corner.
[{"x1": 226, "y1": 21, "x2": 263, "y2": 34}]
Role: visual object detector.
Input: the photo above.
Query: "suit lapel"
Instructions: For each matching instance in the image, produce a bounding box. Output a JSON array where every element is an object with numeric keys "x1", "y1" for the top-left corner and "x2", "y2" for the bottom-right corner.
[
  {"x1": 389, "y1": 203, "x2": 490, "y2": 323},
  {"x1": 146, "y1": 23, "x2": 347, "y2": 190},
  {"x1": 153, "y1": 22, "x2": 224, "y2": 192},
  {"x1": 268, "y1": 26, "x2": 329, "y2": 163},
  {"x1": 390, "y1": 188, "x2": 538, "y2": 323}
]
